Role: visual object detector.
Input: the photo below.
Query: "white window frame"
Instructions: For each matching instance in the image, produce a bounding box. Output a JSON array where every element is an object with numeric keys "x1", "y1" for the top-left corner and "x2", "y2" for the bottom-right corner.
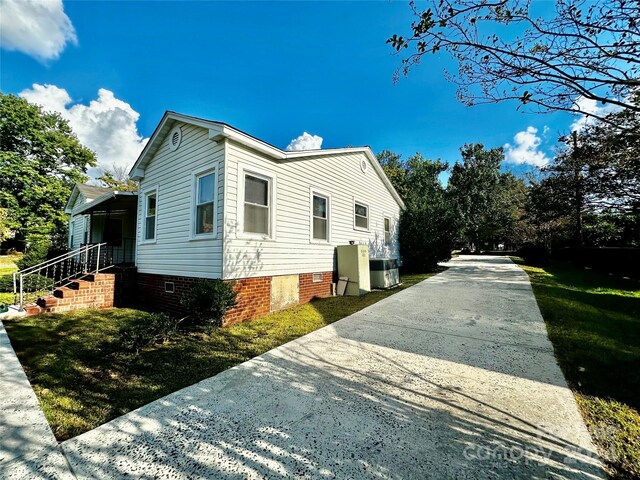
[
  {"x1": 353, "y1": 199, "x2": 369, "y2": 232},
  {"x1": 190, "y1": 165, "x2": 218, "y2": 240},
  {"x1": 141, "y1": 186, "x2": 158, "y2": 244},
  {"x1": 384, "y1": 215, "x2": 392, "y2": 246},
  {"x1": 237, "y1": 163, "x2": 276, "y2": 240},
  {"x1": 309, "y1": 188, "x2": 331, "y2": 244}
]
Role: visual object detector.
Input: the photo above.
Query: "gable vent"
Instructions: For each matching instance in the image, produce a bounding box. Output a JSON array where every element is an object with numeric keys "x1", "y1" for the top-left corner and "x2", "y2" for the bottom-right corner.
[{"x1": 169, "y1": 126, "x2": 182, "y2": 151}]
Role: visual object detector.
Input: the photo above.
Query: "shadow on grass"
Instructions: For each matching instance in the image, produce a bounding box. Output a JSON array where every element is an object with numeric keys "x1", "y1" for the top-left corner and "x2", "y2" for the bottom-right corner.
[
  {"x1": 514, "y1": 258, "x2": 640, "y2": 478},
  {"x1": 2, "y1": 270, "x2": 444, "y2": 441}
]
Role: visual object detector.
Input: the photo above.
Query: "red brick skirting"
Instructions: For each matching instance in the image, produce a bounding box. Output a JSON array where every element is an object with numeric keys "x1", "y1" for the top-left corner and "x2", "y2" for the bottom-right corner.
[
  {"x1": 299, "y1": 272, "x2": 333, "y2": 304},
  {"x1": 137, "y1": 271, "x2": 334, "y2": 326}
]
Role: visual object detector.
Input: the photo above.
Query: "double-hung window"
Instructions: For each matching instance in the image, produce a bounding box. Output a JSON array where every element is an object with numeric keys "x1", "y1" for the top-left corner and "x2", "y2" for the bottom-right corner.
[
  {"x1": 144, "y1": 191, "x2": 157, "y2": 241},
  {"x1": 244, "y1": 173, "x2": 270, "y2": 236},
  {"x1": 354, "y1": 201, "x2": 369, "y2": 230},
  {"x1": 195, "y1": 170, "x2": 215, "y2": 235},
  {"x1": 384, "y1": 217, "x2": 391, "y2": 246},
  {"x1": 312, "y1": 193, "x2": 329, "y2": 241}
]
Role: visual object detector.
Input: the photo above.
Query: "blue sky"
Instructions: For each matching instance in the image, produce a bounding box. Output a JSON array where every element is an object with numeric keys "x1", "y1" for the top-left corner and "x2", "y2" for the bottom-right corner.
[{"x1": 1, "y1": 0, "x2": 585, "y2": 176}]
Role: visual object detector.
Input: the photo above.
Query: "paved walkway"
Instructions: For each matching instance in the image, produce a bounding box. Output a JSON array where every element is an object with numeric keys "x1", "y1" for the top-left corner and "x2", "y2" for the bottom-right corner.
[
  {"x1": 0, "y1": 321, "x2": 74, "y2": 479},
  {"x1": 59, "y1": 256, "x2": 603, "y2": 479}
]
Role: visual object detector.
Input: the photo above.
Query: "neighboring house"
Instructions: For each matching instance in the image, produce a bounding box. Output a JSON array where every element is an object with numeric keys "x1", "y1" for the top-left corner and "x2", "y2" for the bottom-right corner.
[
  {"x1": 126, "y1": 111, "x2": 405, "y2": 324},
  {"x1": 65, "y1": 183, "x2": 137, "y2": 264}
]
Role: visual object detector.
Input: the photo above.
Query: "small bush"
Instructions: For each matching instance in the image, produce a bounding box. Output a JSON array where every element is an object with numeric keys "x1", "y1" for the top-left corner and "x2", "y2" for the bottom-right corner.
[
  {"x1": 181, "y1": 279, "x2": 237, "y2": 329},
  {"x1": 0, "y1": 273, "x2": 53, "y2": 293},
  {"x1": 16, "y1": 236, "x2": 52, "y2": 270},
  {"x1": 117, "y1": 313, "x2": 181, "y2": 355},
  {"x1": 518, "y1": 243, "x2": 550, "y2": 266}
]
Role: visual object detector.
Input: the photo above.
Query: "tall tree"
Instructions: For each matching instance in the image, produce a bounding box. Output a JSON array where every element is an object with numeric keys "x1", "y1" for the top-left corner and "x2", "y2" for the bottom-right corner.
[
  {"x1": 448, "y1": 144, "x2": 503, "y2": 251},
  {"x1": 97, "y1": 165, "x2": 138, "y2": 192},
  {"x1": 377, "y1": 149, "x2": 408, "y2": 199},
  {"x1": 388, "y1": 0, "x2": 640, "y2": 126},
  {"x1": 0, "y1": 93, "x2": 96, "y2": 247},
  {"x1": 398, "y1": 154, "x2": 457, "y2": 271}
]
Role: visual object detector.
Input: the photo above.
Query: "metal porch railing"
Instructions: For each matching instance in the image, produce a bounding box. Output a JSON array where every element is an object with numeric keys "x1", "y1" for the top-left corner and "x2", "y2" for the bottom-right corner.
[{"x1": 12, "y1": 242, "x2": 110, "y2": 310}]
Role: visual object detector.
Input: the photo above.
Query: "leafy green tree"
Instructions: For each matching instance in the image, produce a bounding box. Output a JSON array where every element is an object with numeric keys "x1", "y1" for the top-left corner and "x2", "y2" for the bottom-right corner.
[
  {"x1": 0, "y1": 93, "x2": 96, "y2": 249},
  {"x1": 398, "y1": 154, "x2": 457, "y2": 271},
  {"x1": 447, "y1": 144, "x2": 503, "y2": 251},
  {"x1": 377, "y1": 149, "x2": 408, "y2": 199}
]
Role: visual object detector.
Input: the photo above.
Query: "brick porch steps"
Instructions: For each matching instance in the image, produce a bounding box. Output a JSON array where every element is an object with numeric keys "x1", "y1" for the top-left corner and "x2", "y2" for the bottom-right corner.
[{"x1": 22, "y1": 273, "x2": 116, "y2": 316}]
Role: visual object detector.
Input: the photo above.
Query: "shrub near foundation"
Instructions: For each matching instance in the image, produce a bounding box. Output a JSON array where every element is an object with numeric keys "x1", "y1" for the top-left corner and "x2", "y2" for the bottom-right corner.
[{"x1": 181, "y1": 279, "x2": 237, "y2": 329}]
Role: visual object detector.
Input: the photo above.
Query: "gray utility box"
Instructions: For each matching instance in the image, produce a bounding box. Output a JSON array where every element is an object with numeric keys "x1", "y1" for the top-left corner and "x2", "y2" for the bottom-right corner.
[
  {"x1": 336, "y1": 244, "x2": 371, "y2": 296},
  {"x1": 369, "y1": 258, "x2": 400, "y2": 289}
]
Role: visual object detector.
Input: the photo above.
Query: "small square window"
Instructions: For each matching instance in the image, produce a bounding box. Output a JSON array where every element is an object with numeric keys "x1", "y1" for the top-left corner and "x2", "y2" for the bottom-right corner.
[
  {"x1": 164, "y1": 281, "x2": 175, "y2": 293},
  {"x1": 313, "y1": 273, "x2": 323, "y2": 283}
]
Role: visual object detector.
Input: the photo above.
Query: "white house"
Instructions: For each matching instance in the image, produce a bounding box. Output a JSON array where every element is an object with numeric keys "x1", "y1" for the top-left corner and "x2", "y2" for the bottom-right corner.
[{"x1": 72, "y1": 111, "x2": 404, "y2": 324}]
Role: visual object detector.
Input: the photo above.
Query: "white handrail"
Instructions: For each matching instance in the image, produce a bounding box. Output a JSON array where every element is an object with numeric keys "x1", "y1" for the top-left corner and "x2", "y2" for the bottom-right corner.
[{"x1": 13, "y1": 242, "x2": 109, "y2": 310}]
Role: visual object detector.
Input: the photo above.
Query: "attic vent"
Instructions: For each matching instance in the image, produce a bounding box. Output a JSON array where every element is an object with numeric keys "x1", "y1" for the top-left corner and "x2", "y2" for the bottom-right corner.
[
  {"x1": 169, "y1": 126, "x2": 182, "y2": 152},
  {"x1": 360, "y1": 158, "x2": 368, "y2": 173}
]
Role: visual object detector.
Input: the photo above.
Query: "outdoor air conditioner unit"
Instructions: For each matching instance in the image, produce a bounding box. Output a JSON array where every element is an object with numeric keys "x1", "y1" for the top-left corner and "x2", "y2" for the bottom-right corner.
[{"x1": 369, "y1": 258, "x2": 400, "y2": 289}]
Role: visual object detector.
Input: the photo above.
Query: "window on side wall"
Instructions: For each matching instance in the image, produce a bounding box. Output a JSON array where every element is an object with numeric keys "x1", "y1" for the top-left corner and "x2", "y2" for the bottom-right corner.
[
  {"x1": 354, "y1": 201, "x2": 369, "y2": 230},
  {"x1": 384, "y1": 216, "x2": 391, "y2": 246},
  {"x1": 244, "y1": 173, "x2": 270, "y2": 236},
  {"x1": 312, "y1": 193, "x2": 329, "y2": 241},
  {"x1": 144, "y1": 191, "x2": 157, "y2": 241},
  {"x1": 69, "y1": 220, "x2": 75, "y2": 248},
  {"x1": 195, "y1": 170, "x2": 215, "y2": 236}
]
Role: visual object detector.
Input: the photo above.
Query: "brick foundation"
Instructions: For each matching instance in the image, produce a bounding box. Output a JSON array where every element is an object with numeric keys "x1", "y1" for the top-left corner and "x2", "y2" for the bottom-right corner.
[
  {"x1": 137, "y1": 271, "x2": 334, "y2": 326},
  {"x1": 35, "y1": 273, "x2": 115, "y2": 314},
  {"x1": 299, "y1": 272, "x2": 333, "y2": 303}
]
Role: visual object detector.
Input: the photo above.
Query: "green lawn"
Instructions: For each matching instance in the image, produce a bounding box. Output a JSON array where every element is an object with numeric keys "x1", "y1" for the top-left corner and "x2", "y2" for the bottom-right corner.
[
  {"x1": 0, "y1": 253, "x2": 21, "y2": 304},
  {"x1": 514, "y1": 259, "x2": 640, "y2": 479},
  {"x1": 3, "y1": 271, "x2": 439, "y2": 441}
]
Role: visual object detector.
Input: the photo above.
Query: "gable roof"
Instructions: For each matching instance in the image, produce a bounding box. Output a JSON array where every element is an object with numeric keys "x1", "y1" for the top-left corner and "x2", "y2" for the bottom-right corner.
[
  {"x1": 129, "y1": 111, "x2": 405, "y2": 209},
  {"x1": 64, "y1": 183, "x2": 113, "y2": 214}
]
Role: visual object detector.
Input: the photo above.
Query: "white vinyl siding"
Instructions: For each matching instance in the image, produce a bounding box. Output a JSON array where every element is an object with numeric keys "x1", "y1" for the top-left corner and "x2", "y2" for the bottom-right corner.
[
  {"x1": 68, "y1": 215, "x2": 88, "y2": 250},
  {"x1": 136, "y1": 123, "x2": 225, "y2": 278},
  {"x1": 223, "y1": 140, "x2": 401, "y2": 279}
]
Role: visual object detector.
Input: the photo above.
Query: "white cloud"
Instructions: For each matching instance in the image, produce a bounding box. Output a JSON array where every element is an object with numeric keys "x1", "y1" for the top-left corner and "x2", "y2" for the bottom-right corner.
[
  {"x1": 0, "y1": 0, "x2": 77, "y2": 61},
  {"x1": 286, "y1": 132, "x2": 323, "y2": 151},
  {"x1": 20, "y1": 84, "x2": 148, "y2": 174},
  {"x1": 504, "y1": 126, "x2": 549, "y2": 167},
  {"x1": 571, "y1": 96, "x2": 622, "y2": 131}
]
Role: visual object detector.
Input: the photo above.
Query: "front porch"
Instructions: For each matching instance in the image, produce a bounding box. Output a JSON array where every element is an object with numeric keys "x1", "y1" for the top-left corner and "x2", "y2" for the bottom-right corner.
[{"x1": 78, "y1": 191, "x2": 138, "y2": 266}]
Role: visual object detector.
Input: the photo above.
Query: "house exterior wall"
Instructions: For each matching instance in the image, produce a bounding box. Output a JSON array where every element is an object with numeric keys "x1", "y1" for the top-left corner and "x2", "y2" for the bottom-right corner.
[
  {"x1": 222, "y1": 140, "x2": 401, "y2": 280},
  {"x1": 135, "y1": 122, "x2": 225, "y2": 278},
  {"x1": 69, "y1": 214, "x2": 90, "y2": 249}
]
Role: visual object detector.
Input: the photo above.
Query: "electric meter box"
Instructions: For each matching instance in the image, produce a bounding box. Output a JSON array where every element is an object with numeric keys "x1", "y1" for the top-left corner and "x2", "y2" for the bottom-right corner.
[{"x1": 336, "y1": 244, "x2": 371, "y2": 296}]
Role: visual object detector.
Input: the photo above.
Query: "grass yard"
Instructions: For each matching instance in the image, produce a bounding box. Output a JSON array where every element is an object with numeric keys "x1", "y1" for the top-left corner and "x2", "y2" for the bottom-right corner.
[
  {"x1": 514, "y1": 259, "x2": 640, "y2": 479},
  {"x1": 3, "y1": 271, "x2": 439, "y2": 441},
  {"x1": 0, "y1": 253, "x2": 21, "y2": 305}
]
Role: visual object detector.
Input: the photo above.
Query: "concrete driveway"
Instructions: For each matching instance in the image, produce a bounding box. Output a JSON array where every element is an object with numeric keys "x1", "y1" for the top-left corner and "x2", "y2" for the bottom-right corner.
[{"x1": 62, "y1": 256, "x2": 603, "y2": 479}]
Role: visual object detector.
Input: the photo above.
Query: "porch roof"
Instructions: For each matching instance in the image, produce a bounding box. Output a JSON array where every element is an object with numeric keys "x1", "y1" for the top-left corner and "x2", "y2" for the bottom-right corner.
[{"x1": 73, "y1": 191, "x2": 138, "y2": 216}]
